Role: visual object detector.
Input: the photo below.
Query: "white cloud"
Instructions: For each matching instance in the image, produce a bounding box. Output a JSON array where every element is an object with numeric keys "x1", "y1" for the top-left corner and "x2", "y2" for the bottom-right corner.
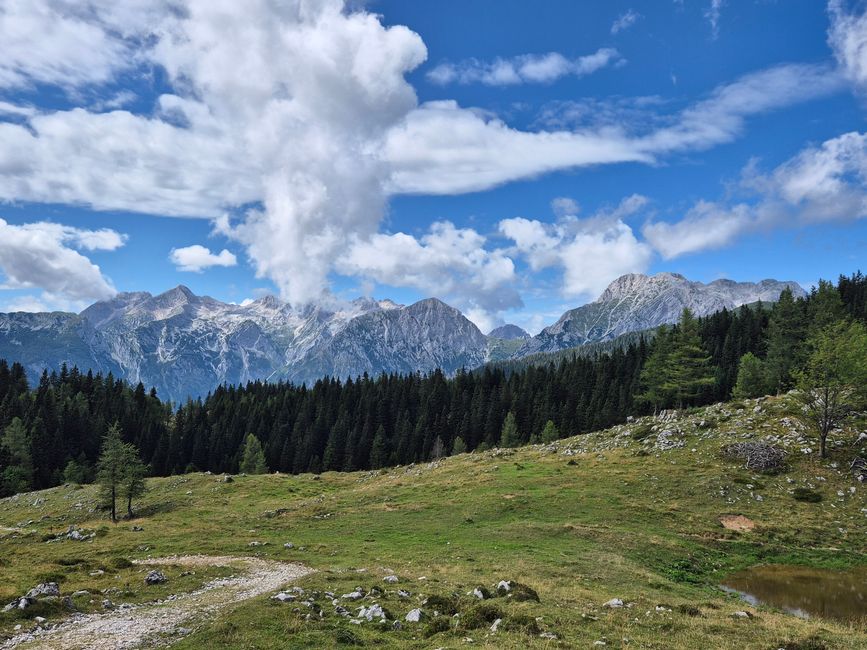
[
  {"x1": 706, "y1": 0, "x2": 724, "y2": 39},
  {"x1": 384, "y1": 100, "x2": 652, "y2": 195},
  {"x1": 0, "y1": 218, "x2": 124, "y2": 304},
  {"x1": 339, "y1": 221, "x2": 521, "y2": 319},
  {"x1": 643, "y1": 131, "x2": 867, "y2": 258},
  {"x1": 426, "y1": 48, "x2": 622, "y2": 86},
  {"x1": 643, "y1": 201, "x2": 751, "y2": 259},
  {"x1": 637, "y1": 63, "x2": 844, "y2": 154},
  {"x1": 500, "y1": 195, "x2": 653, "y2": 300},
  {"x1": 169, "y1": 245, "x2": 238, "y2": 272},
  {"x1": 0, "y1": 2, "x2": 849, "y2": 313},
  {"x1": 551, "y1": 197, "x2": 580, "y2": 218},
  {"x1": 829, "y1": 0, "x2": 867, "y2": 91},
  {"x1": 611, "y1": 10, "x2": 641, "y2": 35}
]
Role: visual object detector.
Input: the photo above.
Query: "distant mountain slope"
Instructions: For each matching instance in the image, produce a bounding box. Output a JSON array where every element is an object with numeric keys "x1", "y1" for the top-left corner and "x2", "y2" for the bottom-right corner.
[
  {"x1": 0, "y1": 273, "x2": 805, "y2": 400},
  {"x1": 514, "y1": 273, "x2": 805, "y2": 357},
  {"x1": 488, "y1": 324, "x2": 530, "y2": 340}
]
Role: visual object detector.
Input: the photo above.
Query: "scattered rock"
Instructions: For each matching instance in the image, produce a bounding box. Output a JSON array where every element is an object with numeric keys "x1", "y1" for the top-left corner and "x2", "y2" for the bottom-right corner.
[
  {"x1": 732, "y1": 610, "x2": 753, "y2": 619},
  {"x1": 357, "y1": 603, "x2": 387, "y2": 622},
  {"x1": 145, "y1": 570, "x2": 168, "y2": 585},
  {"x1": 405, "y1": 608, "x2": 426, "y2": 623},
  {"x1": 283, "y1": 542, "x2": 294, "y2": 549},
  {"x1": 25, "y1": 583, "x2": 60, "y2": 599},
  {"x1": 342, "y1": 588, "x2": 365, "y2": 601},
  {"x1": 489, "y1": 618, "x2": 502, "y2": 632},
  {"x1": 272, "y1": 592, "x2": 296, "y2": 603},
  {"x1": 471, "y1": 586, "x2": 491, "y2": 600},
  {"x1": 603, "y1": 598, "x2": 624, "y2": 608},
  {"x1": 383, "y1": 574, "x2": 399, "y2": 583}
]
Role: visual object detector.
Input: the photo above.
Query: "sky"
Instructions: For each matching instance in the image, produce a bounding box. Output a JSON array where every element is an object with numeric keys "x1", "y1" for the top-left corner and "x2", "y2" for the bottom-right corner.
[{"x1": 1, "y1": 0, "x2": 867, "y2": 334}]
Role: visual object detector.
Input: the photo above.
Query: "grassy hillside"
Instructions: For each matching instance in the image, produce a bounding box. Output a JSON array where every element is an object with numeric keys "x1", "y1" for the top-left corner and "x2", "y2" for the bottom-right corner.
[{"x1": 1, "y1": 394, "x2": 865, "y2": 649}]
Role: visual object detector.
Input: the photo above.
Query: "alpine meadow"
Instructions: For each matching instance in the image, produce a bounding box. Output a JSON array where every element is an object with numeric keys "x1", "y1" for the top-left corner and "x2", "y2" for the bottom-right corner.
[{"x1": 1, "y1": 2, "x2": 867, "y2": 649}]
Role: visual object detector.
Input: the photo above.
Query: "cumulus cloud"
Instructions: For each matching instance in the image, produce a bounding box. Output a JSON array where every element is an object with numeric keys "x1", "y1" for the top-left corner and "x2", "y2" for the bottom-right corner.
[
  {"x1": 338, "y1": 221, "x2": 521, "y2": 322},
  {"x1": 551, "y1": 197, "x2": 580, "y2": 218},
  {"x1": 169, "y1": 245, "x2": 238, "y2": 272},
  {"x1": 643, "y1": 201, "x2": 751, "y2": 259},
  {"x1": 0, "y1": 1, "x2": 849, "y2": 313},
  {"x1": 611, "y1": 10, "x2": 641, "y2": 35},
  {"x1": 0, "y1": 219, "x2": 124, "y2": 306},
  {"x1": 500, "y1": 195, "x2": 653, "y2": 300},
  {"x1": 426, "y1": 48, "x2": 622, "y2": 86},
  {"x1": 643, "y1": 131, "x2": 867, "y2": 258}
]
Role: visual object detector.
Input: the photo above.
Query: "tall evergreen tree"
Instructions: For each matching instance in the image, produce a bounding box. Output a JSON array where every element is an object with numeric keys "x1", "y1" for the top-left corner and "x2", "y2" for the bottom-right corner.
[
  {"x1": 1, "y1": 417, "x2": 32, "y2": 494},
  {"x1": 240, "y1": 434, "x2": 268, "y2": 474},
  {"x1": 500, "y1": 411, "x2": 519, "y2": 447},
  {"x1": 765, "y1": 287, "x2": 806, "y2": 392}
]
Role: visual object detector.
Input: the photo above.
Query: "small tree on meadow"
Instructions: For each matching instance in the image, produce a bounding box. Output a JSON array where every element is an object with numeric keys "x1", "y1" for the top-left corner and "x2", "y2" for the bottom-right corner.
[
  {"x1": 540, "y1": 420, "x2": 560, "y2": 443},
  {"x1": 795, "y1": 320, "x2": 867, "y2": 458},
  {"x1": 97, "y1": 423, "x2": 139, "y2": 522},
  {"x1": 500, "y1": 412, "x2": 520, "y2": 448},
  {"x1": 451, "y1": 437, "x2": 467, "y2": 455},
  {"x1": 121, "y1": 453, "x2": 148, "y2": 518},
  {"x1": 733, "y1": 352, "x2": 772, "y2": 399},
  {"x1": 240, "y1": 433, "x2": 268, "y2": 474}
]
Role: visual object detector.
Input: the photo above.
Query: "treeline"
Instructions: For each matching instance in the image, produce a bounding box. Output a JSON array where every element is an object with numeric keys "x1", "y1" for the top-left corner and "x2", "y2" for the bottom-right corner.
[{"x1": 0, "y1": 272, "x2": 864, "y2": 494}]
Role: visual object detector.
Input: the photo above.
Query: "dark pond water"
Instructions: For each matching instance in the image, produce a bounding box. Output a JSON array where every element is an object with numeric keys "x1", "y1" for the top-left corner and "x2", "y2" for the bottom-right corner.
[{"x1": 720, "y1": 565, "x2": 867, "y2": 621}]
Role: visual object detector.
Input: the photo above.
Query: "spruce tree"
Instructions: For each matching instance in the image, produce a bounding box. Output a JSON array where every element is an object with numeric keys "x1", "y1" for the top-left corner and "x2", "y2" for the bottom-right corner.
[
  {"x1": 369, "y1": 425, "x2": 388, "y2": 468},
  {"x1": 667, "y1": 309, "x2": 717, "y2": 408},
  {"x1": 733, "y1": 352, "x2": 772, "y2": 399},
  {"x1": 500, "y1": 411, "x2": 520, "y2": 447},
  {"x1": 1, "y1": 417, "x2": 32, "y2": 494},
  {"x1": 96, "y1": 424, "x2": 128, "y2": 522},
  {"x1": 240, "y1": 433, "x2": 267, "y2": 474},
  {"x1": 765, "y1": 287, "x2": 806, "y2": 392},
  {"x1": 540, "y1": 420, "x2": 560, "y2": 443},
  {"x1": 451, "y1": 436, "x2": 467, "y2": 455}
]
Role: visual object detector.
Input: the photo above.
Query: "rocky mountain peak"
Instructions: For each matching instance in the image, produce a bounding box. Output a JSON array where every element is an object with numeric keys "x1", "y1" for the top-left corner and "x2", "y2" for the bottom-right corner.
[{"x1": 488, "y1": 324, "x2": 530, "y2": 340}]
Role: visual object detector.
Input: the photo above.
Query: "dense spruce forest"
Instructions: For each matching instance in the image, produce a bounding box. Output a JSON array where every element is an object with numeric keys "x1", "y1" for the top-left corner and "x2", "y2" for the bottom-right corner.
[{"x1": 0, "y1": 272, "x2": 865, "y2": 496}]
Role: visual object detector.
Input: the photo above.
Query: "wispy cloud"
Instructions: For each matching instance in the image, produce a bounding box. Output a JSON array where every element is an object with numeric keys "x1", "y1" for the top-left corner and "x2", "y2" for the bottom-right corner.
[
  {"x1": 426, "y1": 48, "x2": 623, "y2": 86},
  {"x1": 706, "y1": 0, "x2": 724, "y2": 39},
  {"x1": 611, "y1": 10, "x2": 641, "y2": 35}
]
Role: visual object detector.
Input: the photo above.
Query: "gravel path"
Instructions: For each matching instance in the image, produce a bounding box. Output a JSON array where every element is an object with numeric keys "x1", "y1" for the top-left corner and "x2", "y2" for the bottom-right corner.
[{"x1": 2, "y1": 555, "x2": 313, "y2": 650}]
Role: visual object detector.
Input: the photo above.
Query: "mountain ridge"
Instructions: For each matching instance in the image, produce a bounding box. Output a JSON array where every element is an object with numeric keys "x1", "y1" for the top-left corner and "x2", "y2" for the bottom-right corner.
[{"x1": 0, "y1": 273, "x2": 804, "y2": 400}]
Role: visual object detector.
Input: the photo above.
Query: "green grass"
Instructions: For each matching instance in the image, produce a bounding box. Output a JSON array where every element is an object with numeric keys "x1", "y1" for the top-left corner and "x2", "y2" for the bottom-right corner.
[{"x1": 2, "y1": 395, "x2": 866, "y2": 648}]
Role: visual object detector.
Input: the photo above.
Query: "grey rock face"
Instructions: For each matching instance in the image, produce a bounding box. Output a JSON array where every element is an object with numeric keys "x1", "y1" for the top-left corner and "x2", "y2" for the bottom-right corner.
[
  {"x1": 0, "y1": 272, "x2": 804, "y2": 400},
  {"x1": 487, "y1": 324, "x2": 530, "y2": 340},
  {"x1": 515, "y1": 273, "x2": 804, "y2": 357}
]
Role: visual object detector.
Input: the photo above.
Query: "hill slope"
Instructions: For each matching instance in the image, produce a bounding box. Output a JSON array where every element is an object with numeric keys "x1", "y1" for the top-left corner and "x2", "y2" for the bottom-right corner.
[{"x1": 1, "y1": 395, "x2": 865, "y2": 648}]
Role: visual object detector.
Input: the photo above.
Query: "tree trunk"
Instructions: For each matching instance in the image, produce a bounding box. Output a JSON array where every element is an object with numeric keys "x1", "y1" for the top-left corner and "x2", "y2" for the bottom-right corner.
[
  {"x1": 110, "y1": 485, "x2": 116, "y2": 522},
  {"x1": 820, "y1": 431, "x2": 828, "y2": 459},
  {"x1": 127, "y1": 494, "x2": 133, "y2": 519}
]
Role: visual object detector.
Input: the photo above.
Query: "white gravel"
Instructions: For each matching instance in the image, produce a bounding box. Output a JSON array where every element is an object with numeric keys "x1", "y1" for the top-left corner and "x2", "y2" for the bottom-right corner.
[{"x1": 2, "y1": 555, "x2": 312, "y2": 650}]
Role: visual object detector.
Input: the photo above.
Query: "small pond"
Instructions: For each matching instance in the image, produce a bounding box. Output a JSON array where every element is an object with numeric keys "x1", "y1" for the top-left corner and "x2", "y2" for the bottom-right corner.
[{"x1": 720, "y1": 564, "x2": 867, "y2": 621}]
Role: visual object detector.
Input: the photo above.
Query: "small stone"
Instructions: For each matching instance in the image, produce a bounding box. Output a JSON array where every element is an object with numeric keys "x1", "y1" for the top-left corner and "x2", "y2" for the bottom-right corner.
[
  {"x1": 392, "y1": 620, "x2": 402, "y2": 630},
  {"x1": 603, "y1": 598, "x2": 624, "y2": 608},
  {"x1": 732, "y1": 611, "x2": 753, "y2": 619},
  {"x1": 489, "y1": 618, "x2": 502, "y2": 632},
  {"x1": 145, "y1": 570, "x2": 167, "y2": 585},
  {"x1": 383, "y1": 575, "x2": 398, "y2": 583},
  {"x1": 397, "y1": 589, "x2": 411, "y2": 598},
  {"x1": 405, "y1": 608, "x2": 425, "y2": 623},
  {"x1": 34, "y1": 616, "x2": 46, "y2": 624},
  {"x1": 272, "y1": 592, "x2": 296, "y2": 603},
  {"x1": 283, "y1": 542, "x2": 294, "y2": 549},
  {"x1": 342, "y1": 589, "x2": 365, "y2": 601}
]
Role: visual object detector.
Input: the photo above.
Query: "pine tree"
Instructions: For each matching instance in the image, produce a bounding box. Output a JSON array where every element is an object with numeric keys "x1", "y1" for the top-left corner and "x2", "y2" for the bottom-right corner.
[
  {"x1": 540, "y1": 420, "x2": 560, "y2": 443},
  {"x1": 1, "y1": 417, "x2": 32, "y2": 494},
  {"x1": 666, "y1": 309, "x2": 717, "y2": 407},
  {"x1": 121, "y1": 451, "x2": 147, "y2": 518},
  {"x1": 500, "y1": 411, "x2": 519, "y2": 447},
  {"x1": 733, "y1": 352, "x2": 772, "y2": 399},
  {"x1": 451, "y1": 436, "x2": 467, "y2": 455},
  {"x1": 240, "y1": 433, "x2": 267, "y2": 474},
  {"x1": 369, "y1": 425, "x2": 388, "y2": 468},
  {"x1": 765, "y1": 287, "x2": 806, "y2": 392},
  {"x1": 96, "y1": 424, "x2": 129, "y2": 522}
]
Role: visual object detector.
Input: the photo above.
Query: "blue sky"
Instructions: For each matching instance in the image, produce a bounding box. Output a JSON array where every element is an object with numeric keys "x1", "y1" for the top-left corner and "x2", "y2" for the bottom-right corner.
[{"x1": 1, "y1": 0, "x2": 866, "y2": 333}]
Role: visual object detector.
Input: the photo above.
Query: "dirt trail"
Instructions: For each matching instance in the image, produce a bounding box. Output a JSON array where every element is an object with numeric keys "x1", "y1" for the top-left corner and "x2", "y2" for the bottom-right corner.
[{"x1": 2, "y1": 555, "x2": 313, "y2": 650}]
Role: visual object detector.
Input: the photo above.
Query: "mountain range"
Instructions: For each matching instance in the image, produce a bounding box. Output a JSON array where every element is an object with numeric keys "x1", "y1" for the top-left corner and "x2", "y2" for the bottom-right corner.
[{"x1": 0, "y1": 273, "x2": 804, "y2": 401}]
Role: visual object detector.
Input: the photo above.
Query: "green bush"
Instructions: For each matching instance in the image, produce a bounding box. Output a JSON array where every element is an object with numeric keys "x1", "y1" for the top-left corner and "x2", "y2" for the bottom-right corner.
[
  {"x1": 630, "y1": 423, "x2": 655, "y2": 441},
  {"x1": 460, "y1": 602, "x2": 503, "y2": 629},
  {"x1": 793, "y1": 488, "x2": 822, "y2": 503}
]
